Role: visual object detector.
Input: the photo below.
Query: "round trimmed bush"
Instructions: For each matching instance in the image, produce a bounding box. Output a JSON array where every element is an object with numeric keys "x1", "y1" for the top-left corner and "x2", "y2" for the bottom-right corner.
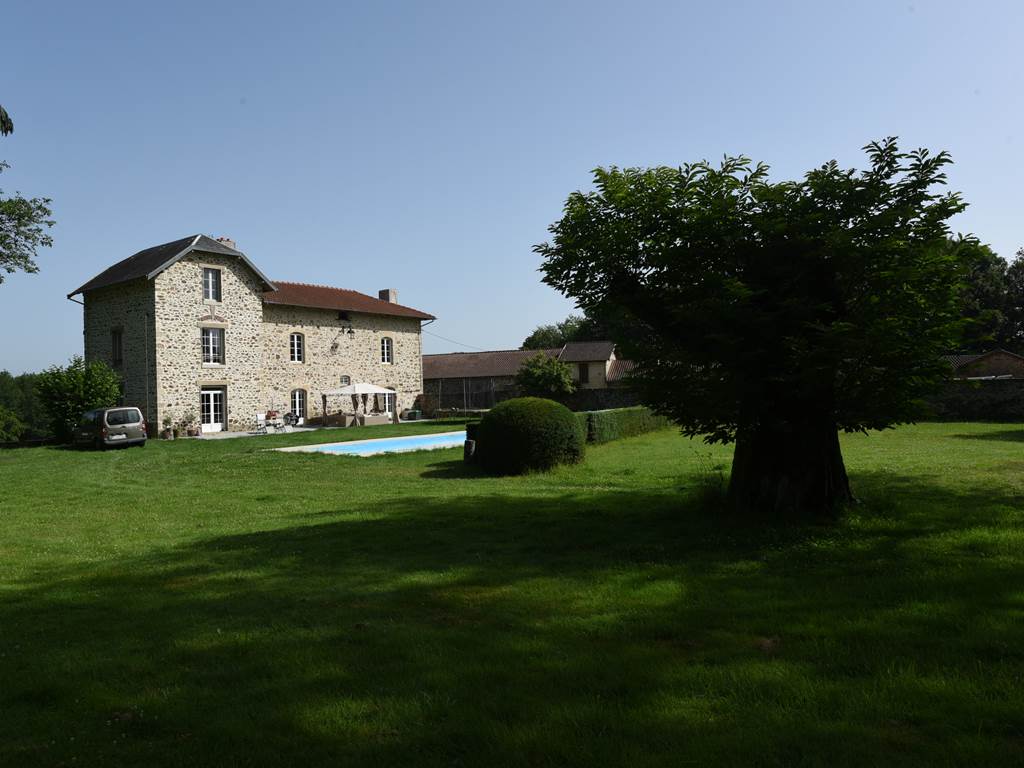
[{"x1": 476, "y1": 397, "x2": 585, "y2": 475}]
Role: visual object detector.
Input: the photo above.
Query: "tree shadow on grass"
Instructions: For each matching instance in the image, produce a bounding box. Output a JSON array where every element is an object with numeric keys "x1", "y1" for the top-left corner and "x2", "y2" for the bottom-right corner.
[
  {"x1": 948, "y1": 429, "x2": 1024, "y2": 442},
  {"x1": 418, "y1": 458, "x2": 485, "y2": 479},
  {"x1": 2, "y1": 479, "x2": 1024, "y2": 766}
]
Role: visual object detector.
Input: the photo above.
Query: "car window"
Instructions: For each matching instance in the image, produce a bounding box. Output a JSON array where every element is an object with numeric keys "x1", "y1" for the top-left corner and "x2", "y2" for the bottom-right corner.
[
  {"x1": 79, "y1": 411, "x2": 96, "y2": 427},
  {"x1": 105, "y1": 409, "x2": 141, "y2": 426}
]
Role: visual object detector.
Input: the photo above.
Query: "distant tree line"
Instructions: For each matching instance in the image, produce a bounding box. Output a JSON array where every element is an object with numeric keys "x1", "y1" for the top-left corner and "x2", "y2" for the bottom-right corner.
[
  {"x1": 957, "y1": 240, "x2": 1024, "y2": 353},
  {"x1": 0, "y1": 358, "x2": 122, "y2": 443}
]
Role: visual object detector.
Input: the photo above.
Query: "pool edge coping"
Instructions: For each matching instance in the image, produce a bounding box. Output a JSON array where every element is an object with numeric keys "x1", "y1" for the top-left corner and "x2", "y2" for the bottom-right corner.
[{"x1": 271, "y1": 430, "x2": 467, "y2": 455}]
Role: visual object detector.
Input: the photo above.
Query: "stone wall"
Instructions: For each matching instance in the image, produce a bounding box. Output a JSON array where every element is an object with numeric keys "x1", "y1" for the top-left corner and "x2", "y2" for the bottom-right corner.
[
  {"x1": 153, "y1": 253, "x2": 266, "y2": 430},
  {"x1": 570, "y1": 360, "x2": 609, "y2": 389},
  {"x1": 261, "y1": 304, "x2": 423, "y2": 420},
  {"x1": 82, "y1": 278, "x2": 157, "y2": 423}
]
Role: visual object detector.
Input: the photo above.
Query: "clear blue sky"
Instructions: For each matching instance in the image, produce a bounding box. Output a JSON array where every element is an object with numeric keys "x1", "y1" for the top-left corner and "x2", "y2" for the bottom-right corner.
[{"x1": 2, "y1": 0, "x2": 1022, "y2": 373}]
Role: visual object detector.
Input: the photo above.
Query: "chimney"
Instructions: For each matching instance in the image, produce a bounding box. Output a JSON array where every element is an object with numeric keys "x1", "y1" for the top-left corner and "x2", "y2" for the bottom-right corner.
[
  {"x1": 216, "y1": 236, "x2": 237, "y2": 250},
  {"x1": 378, "y1": 288, "x2": 398, "y2": 303}
]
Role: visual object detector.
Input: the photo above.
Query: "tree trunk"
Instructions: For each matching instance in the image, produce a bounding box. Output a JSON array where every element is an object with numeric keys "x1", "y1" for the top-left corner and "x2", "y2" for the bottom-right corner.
[{"x1": 727, "y1": 415, "x2": 852, "y2": 521}]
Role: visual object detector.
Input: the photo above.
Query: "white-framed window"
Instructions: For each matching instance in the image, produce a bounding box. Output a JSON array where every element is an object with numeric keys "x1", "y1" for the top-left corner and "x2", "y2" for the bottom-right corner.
[
  {"x1": 339, "y1": 375, "x2": 351, "y2": 386},
  {"x1": 203, "y1": 267, "x2": 222, "y2": 302},
  {"x1": 291, "y1": 388, "x2": 306, "y2": 420},
  {"x1": 201, "y1": 327, "x2": 225, "y2": 364},
  {"x1": 382, "y1": 391, "x2": 395, "y2": 414},
  {"x1": 111, "y1": 328, "x2": 124, "y2": 366},
  {"x1": 381, "y1": 336, "x2": 393, "y2": 364},
  {"x1": 290, "y1": 332, "x2": 304, "y2": 363}
]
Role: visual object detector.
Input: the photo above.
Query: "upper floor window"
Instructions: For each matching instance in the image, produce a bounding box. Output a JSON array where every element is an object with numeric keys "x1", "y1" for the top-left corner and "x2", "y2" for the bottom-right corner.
[
  {"x1": 381, "y1": 336, "x2": 393, "y2": 364},
  {"x1": 111, "y1": 328, "x2": 123, "y2": 366},
  {"x1": 290, "y1": 332, "x2": 304, "y2": 363},
  {"x1": 339, "y1": 375, "x2": 351, "y2": 386},
  {"x1": 201, "y1": 327, "x2": 225, "y2": 364},
  {"x1": 203, "y1": 267, "x2": 222, "y2": 302},
  {"x1": 578, "y1": 362, "x2": 590, "y2": 384},
  {"x1": 290, "y1": 389, "x2": 307, "y2": 419}
]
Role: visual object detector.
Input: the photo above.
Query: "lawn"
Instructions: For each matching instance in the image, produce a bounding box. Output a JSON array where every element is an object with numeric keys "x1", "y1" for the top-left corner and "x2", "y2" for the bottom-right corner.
[{"x1": 1, "y1": 421, "x2": 1023, "y2": 766}]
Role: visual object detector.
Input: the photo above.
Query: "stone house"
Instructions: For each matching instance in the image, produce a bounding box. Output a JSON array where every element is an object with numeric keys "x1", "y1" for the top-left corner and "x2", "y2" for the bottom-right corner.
[
  {"x1": 68, "y1": 234, "x2": 434, "y2": 432},
  {"x1": 421, "y1": 341, "x2": 636, "y2": 411}
]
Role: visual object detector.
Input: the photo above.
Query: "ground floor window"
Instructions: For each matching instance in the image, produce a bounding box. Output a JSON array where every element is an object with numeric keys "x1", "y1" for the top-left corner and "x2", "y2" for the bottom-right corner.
[
  {"x1": 291, "y1": 388, "x2": 306, "y2": 420},
  {"x1": 381, "y1": 391, "x2": 395, "y2": 414}
]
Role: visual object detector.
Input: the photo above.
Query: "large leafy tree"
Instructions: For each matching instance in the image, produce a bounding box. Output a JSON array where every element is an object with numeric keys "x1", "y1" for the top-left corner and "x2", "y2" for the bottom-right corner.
[
  {"x1": 35, "y1": 356, "x2": 122, "y2": 442},
  {"x1": 536, "y1": 139, "x2": 971, "y2": 519}
]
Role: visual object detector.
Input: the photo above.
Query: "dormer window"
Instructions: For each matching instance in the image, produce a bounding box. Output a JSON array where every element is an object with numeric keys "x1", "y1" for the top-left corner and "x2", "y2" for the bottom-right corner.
[
  {"x1": 290, "y1": 332, "x2": 304, "y2": 363},
  {"x1": 203, "y1": 267, "x2": 222, "y2": 302}
]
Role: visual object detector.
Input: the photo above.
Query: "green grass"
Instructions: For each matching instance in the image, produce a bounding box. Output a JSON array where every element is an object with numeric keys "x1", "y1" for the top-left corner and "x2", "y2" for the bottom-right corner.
[{"x1": 2, "y1": 421, "x2": 1024, "y2": 766}]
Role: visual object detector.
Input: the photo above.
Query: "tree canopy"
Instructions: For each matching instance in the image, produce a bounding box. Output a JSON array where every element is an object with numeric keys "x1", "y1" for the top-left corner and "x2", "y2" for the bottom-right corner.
[
  {"x1": 956, "y1": 240, "x2": 1024, "y2": 352},
  {"x1": 515, "y1": 353, "x2": 575, "y2": 398},
  {"x1": 0, "y1": 162, "x2": 54, "y2": 283},
  {"x1": 35, "y1": 356, "x2": 122, "y2": 442},
  {"x1": 521, "y1": 314, "x2": 608, "y2": 350},
  {"x1": 536, "y1": 139, "x2": 972, "y2": 518}
]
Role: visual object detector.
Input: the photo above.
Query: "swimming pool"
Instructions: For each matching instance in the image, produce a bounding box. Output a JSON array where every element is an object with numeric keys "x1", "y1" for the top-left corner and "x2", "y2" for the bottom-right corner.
[{"x1": 276, "y1": 430, "x2": 467, "y2": 457}]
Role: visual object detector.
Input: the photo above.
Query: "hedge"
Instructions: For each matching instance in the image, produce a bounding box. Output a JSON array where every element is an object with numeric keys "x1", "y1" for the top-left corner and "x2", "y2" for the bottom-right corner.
[
  {"x1": 474, "y1": 397, "x2": 585, "y2": 475},
  {"x1": 466, "y1": 406, "x2": 669, "y2": 468},
  {"x1": 581, "y1": 406, "x2": 670, "y2": 444}
]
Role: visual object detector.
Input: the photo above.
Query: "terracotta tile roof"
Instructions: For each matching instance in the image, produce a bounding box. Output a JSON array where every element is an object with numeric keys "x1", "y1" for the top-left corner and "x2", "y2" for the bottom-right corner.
[
  {"x1": 606, "y1": 358, "x2": 637, "y2": 383},
  {"x1": 68, "y1": 234, "x2": 269, "y2": 296},
  {"x1": 423, "y1": 349, "x2": 560, "y2": 379},
  {"x1": 263, "y1": 281, "x2": 434, "y2": 320},
  {"x1": 423, "y1": 342, "x2": 635, "y2": 381}
]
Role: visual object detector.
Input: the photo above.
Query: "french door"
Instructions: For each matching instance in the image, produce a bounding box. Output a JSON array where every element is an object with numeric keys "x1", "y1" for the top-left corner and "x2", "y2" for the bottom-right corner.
[{"x1": 201, "y1": 388, "x2": 226, "y2": 433}]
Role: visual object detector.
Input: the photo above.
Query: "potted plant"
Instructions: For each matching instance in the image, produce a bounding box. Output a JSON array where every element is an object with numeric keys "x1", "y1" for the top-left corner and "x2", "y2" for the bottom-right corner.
[
  {"x1": 183, "y1": 411, "x2": 200, "y2": 437},
  {"x1": 161, "y1": 414, "x2": 174, "y2": 440}
]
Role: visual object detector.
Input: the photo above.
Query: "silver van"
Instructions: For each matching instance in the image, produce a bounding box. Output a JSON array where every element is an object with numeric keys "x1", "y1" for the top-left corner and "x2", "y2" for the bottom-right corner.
[{"x1": 73, "y1": 407, "x2": 148, "y2": 449}]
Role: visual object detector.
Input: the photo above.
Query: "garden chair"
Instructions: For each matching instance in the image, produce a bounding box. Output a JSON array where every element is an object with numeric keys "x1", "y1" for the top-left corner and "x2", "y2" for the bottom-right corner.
[{"x1": 254, "y1": 413, "x2": 268, "y2": 434}]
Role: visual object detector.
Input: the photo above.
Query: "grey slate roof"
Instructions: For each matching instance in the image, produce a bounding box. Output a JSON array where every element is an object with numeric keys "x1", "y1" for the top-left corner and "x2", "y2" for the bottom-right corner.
[
  {"x1": 559, "y1": 341, "x2": 617, "y2": 363},
  {"x1": 68, "y1": 234, "x2": 276, "y2": 297}
]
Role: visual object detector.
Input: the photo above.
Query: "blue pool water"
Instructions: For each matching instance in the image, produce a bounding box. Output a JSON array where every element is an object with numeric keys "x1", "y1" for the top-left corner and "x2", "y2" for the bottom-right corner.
[{"x1": 283, "y1": 430, "x2": 467, "y2": 457}]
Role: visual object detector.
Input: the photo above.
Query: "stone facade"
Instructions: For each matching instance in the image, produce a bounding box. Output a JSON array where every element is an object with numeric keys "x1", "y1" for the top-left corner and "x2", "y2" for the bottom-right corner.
[
  {"x1": 81, "y1": 278, "x2": 157, "y2": 422},
  {"x1": 82, "y1": 250, "x2": 426, "y2": 431},
  {"x1": 260, "y1": 304, "x2": 422, "y2": 421}
]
